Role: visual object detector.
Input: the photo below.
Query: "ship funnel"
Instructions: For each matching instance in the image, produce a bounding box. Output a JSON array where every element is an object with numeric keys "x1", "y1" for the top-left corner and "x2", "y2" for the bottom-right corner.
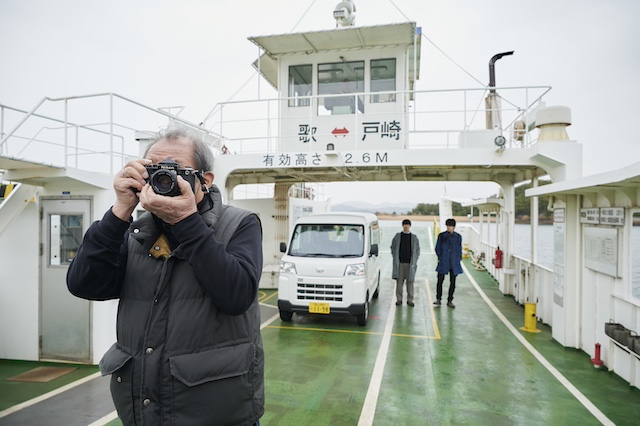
[
  {"x1": 489, "y1": 51, "x2": 514, "y2": 93},
  {"x1": 334, "y1": 1, "x2": 356, "y2": 27},
  {"x1": 535, "y1": 106, "x2": 572, "y2": 141},
  {"x1": 486, "y1": 51, "x2": 514, "y2": 130}
]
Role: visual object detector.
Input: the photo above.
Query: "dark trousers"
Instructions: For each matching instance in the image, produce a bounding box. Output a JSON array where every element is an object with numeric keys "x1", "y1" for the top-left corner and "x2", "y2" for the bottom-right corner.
[{"x1": 436, "y1": 271, "x2": 456, "y2": 302}]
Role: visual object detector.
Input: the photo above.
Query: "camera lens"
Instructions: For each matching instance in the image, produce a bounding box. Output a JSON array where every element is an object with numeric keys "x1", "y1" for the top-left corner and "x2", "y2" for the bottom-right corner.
[{"x1": 151, "y1": 170, "x2": 178, "y2": 196}]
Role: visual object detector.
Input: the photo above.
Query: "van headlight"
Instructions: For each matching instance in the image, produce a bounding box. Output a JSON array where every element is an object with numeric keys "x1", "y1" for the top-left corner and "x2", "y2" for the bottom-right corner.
[
  {"x1": 280, "y1": 261, "x2": 297, "y2": 274},
  {"x1": 345, "y1": 263, "x2": 365, "y2": 276}
]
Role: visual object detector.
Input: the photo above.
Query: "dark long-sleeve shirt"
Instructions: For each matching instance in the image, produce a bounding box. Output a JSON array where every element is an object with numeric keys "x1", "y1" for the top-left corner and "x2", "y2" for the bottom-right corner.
[{"x1": 67, "y1": 207, "x2": 262, "y2": 315}]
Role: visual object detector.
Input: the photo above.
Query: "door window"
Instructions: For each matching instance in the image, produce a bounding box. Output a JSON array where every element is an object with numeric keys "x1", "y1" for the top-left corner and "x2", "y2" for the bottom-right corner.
[{"x1": 49, "y1": 214, "x2": 83, "y2": 265}]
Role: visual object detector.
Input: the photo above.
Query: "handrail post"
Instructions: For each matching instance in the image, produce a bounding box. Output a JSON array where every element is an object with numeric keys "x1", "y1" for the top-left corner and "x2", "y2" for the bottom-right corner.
[
  {"x1": 110, "y1": 93, "x2": 114, "y2": 173},
  {"x1": 525, "y1": 87, "x2": 530, "y2": 146},
  {"x1": 64, "y1": 99, "x2": 69, "y2": 168},
  {"x1": 267, "y1": 99, "x2": 271, "y2": 152},
  {"x1": 75, "y1": 125, "x2": 79, "y2": 168}
]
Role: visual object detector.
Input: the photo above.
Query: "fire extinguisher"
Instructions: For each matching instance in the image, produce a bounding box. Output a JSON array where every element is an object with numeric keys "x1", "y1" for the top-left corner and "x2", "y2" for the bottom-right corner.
[{"x1": 495, "y1": 246, "x2": 503, "y2": 269}]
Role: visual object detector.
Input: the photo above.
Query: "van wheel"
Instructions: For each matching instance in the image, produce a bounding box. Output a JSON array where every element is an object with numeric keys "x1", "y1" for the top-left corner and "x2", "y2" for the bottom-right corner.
[
  {"x1": 357, "y1": 300, "x2": 369, "y2": 326},
  {"x1": 373, "y1": 273, "x2": 380, "y2": 299},
  {"x1": 279, "y1": 310, "x2": 293, "y2": 322}
]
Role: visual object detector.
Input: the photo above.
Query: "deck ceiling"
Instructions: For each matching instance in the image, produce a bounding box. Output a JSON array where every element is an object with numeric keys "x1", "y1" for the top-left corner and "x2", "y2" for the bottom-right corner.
[
  {"x1": 0, "y1": 155, "x2": 112, "y2": 188},
  {"x1": 225, "y1": 163, "x2": 545, "y2": 189},
  {"x1": 526, "y1": 162, "x2": 640, "y2": 205}
]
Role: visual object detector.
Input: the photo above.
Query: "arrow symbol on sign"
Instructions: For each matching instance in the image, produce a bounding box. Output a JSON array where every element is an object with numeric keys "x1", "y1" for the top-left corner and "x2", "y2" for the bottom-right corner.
[{"x1": 331, "y1": 127, "x2": 349, "y2": 137}]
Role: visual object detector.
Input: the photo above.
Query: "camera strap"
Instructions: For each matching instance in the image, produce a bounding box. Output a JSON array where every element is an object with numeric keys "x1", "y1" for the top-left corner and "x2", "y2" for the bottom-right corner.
[{"x1": 195, "y1": 171, "x2": 209, "y2": 194}]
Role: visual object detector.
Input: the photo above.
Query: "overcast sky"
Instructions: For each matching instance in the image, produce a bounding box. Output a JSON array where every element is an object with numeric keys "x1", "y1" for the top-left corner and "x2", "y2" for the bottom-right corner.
[{"x1": 1, "y1": 0, "x2": 639, "y2": 206}]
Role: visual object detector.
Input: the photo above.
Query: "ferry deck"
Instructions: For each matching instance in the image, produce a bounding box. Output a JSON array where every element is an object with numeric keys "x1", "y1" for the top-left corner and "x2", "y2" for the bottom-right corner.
[
  {"x1": 2, "y1": 2, "x2": 640, "y2": 425},
  {"x1": 1, "y1": 221, "x2": 639, "y2": 425}
]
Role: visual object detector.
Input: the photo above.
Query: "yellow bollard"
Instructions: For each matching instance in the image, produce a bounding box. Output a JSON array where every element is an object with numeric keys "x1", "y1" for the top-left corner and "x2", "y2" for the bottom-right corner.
[
  {"x1": 462, "y1": 243, "x2": 469, "y2": 258},
  {"x1": 519, "y1": 303, "x2": 541, "y2": 333}
]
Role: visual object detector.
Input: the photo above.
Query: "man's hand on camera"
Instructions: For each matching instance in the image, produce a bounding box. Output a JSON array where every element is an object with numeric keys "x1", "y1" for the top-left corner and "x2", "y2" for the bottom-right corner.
[
  {"x1": 139, "y1": 176, "x2": 198, "y2": 225},
  {"x1": 113, "y1": 159, "x2": 152, "y2": 221}
]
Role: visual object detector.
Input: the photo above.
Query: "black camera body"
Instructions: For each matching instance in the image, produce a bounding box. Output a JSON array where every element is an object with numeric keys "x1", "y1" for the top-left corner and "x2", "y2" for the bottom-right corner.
[{"x1": 145, "y1": 160, "x2": 197, "y2": 197}]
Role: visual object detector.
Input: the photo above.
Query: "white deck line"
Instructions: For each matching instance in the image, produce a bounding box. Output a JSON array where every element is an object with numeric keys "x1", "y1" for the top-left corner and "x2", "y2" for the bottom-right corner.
[
  {"x1": 87, "y1": 410, "x2": 119, "y2": 426},
  {"x1": 0, "y1": 371, "x2": 102, "y2": 419},
  {"x1": 91, "y1": 310, "x2": 280, "y2": 425},
  {"x1": 0, "y1": 308, "x2": 281, "y2": 423},
  {"x1": 462, "y1": 262, "x2": 615, "y2": 426},
  {"x1": 358, "y1": 293, "x2": 397, "y2": 426}
]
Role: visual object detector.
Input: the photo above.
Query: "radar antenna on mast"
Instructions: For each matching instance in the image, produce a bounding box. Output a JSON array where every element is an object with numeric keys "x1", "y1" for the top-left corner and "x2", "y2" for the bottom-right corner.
[{"x1": 334, "y1": 1, "x2": 356, "y2": 27}]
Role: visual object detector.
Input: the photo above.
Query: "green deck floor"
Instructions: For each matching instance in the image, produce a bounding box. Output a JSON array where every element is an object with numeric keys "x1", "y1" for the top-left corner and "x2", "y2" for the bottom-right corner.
[{"x1": 1, "y1": 224, "x2": 639, "y2": 425}]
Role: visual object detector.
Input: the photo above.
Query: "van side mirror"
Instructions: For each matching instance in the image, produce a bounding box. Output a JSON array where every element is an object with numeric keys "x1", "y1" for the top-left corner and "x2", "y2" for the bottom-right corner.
[
  {"x1": 370, "y1": 243, "x2": 378, "y2": 256},
  {"x1": 280, "y1": 242, "x2": 287, "y2": 253}
]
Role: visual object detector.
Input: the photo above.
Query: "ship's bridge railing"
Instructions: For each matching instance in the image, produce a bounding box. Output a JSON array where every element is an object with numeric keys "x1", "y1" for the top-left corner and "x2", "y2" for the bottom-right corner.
[
  {"x1": 201, "y1": 85, "x2": 551, "y2": 154},
  {"x1": 0, "y1": 94, "x2": 220, "y2": 176}
]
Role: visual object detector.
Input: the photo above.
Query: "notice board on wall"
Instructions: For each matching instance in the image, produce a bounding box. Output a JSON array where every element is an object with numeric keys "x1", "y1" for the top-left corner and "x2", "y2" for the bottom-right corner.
[{"x1": 584, "y1": 226, "x2": 620, "y2": 277}]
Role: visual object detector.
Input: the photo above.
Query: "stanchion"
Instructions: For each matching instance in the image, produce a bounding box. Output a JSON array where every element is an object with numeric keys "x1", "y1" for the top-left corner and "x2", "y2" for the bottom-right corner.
[{"x1": 519, "y1": 302, "x2": 541, "y2": 333}]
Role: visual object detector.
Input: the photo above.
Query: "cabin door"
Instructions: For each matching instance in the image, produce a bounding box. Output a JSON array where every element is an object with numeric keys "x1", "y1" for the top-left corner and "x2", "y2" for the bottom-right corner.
[{"x1": 40, "y1": 197, "x2": 91, "y2": 362}]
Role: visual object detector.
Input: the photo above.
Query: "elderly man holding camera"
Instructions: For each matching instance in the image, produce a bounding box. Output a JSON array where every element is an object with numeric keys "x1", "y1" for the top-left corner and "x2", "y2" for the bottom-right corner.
[{"x1": 67, "y1": 127, "x2": 264, "y2": 426}]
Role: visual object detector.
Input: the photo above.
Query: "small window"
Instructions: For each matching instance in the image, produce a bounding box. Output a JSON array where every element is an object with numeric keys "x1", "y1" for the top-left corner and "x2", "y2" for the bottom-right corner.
[
  {"x1": 50, "y1": 214, "x2": 83, "y2": 266},
  {"x1": 318, "y1": 61, "x2": 364, "y2": 115},
  {"x1": 371, "y1": 58, "x2": 396, "y2": 103},
  {"x1": 288, "y1": 65, "x2": 312, "y2": 107}
]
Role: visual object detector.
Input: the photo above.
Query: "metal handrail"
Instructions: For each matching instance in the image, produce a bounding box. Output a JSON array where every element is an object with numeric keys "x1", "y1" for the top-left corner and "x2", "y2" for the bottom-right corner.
[
  {"x1": 0, "y1": 93, "x2": 222, "y2": 149},
  {"x1": 0, "y1": 93, "x2": 226, "y2": 174},
  {"x1": 199, "y1": 85, "x2": 551, "y2": 154}
]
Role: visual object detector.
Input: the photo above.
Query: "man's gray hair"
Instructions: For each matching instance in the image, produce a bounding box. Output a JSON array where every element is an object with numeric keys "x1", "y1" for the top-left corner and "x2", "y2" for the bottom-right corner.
[{"x1": 144, "y1": 126, "x2": 214, "y2": 172}]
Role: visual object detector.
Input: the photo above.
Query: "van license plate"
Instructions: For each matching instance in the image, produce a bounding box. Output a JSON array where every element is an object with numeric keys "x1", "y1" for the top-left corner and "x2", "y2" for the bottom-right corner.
[{"x1": 309, "y1": 302, "x2": 330, "y2": 314}]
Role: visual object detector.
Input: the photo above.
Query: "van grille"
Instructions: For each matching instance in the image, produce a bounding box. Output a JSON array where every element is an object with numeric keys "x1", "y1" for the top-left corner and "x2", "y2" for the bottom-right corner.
[{"x1": 297, "y1": 283, "x2": 343, "y2": 301}]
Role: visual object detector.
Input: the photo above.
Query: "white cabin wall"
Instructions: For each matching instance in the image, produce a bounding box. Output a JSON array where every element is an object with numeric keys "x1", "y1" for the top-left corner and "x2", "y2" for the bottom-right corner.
[
  {"x1": 278, "y1": 46, "x2": 409, "y2": 152},
  {"x1": 231, "y1": 198, "x2": 281, "y2": 289},
  {"x1": 230, "y1": 197, "x2": 330, "y2": 289},
  {"x1": 0, "y1": 177, "x2": 120, "y2": 363},
  {"x1": 575, "y1": 197, "x2": 639, "y2": 388},
  {"x1": 287, "y1": 197, "x2": 331, "y2": 236},
  {"x1": 0, "y1": 196, "x2": 40, "y2": 360},
  {"x1": 91, "y1": 301, "x2": 118, "y2": 364}
]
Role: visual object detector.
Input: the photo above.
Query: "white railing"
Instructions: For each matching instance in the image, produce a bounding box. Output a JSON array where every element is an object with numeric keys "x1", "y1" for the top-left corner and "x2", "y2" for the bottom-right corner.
[
  {"x1": 1, "y1": 85, "x2": 551, "y2": 176},
  {"x1": 0, "y1": 94, "x2": 220, "y2": 175},
  {"x1": 201, "y1": 85, "x2": 551, "y2": 154},
  {"x1": 464, "y1": 226, "x2": 554, "y2": 326}
]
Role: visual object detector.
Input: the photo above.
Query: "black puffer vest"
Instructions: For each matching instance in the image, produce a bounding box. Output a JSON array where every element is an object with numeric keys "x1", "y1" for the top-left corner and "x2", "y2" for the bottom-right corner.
[{"x1": 100, "y1": 187, "x2": 264, "y2": 425}]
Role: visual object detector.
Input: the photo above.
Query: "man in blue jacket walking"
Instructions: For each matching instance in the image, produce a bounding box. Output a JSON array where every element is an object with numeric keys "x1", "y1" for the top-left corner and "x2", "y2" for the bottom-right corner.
[{"x1": 434, "y1": 218, "x2": 463, "y2": 308}]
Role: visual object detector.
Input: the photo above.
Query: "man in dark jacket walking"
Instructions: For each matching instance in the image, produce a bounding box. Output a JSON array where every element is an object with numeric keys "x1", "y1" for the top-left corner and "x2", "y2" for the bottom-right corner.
[
  {"x1": 434, "y1": 218, "x2": 463, "y2": 308},
  {"x1": 390, "y1": 219, "x2": 420, "y2": 306},
  {"x1": 67, "y1": 126, "x2": 264, "y2": 425}
]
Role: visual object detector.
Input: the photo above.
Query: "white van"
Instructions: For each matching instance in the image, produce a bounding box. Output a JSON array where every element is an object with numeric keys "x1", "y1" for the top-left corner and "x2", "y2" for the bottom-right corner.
[{"x1": 278, "y1": 212, "x2": 381, "y2": 326}]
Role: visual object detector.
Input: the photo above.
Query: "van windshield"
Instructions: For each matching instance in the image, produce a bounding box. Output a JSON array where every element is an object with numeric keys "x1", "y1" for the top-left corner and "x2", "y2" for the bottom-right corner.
[{"x1": 289, "y1": 224, "x2": 364, "y2": 257}]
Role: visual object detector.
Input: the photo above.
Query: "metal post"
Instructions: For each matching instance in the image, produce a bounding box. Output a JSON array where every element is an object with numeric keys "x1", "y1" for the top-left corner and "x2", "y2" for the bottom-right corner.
[
  {"x1": 110, "y1": 93, "x2": 114, "y2": 173},
  {"x1": 75, "y1": 125, "x2": 79, "y2": 168},
  {"x1": 64, "y1": 99, "x2": 68, "y2": 168}
]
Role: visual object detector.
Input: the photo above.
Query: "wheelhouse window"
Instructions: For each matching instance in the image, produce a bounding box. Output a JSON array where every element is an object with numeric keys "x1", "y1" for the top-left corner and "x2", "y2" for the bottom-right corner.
[
  {"x1": 318, "y1": 61, "x2": 364, "y2": 115},
  {"x1": 288, "y1": 65, "x2": 312, "y2": 107},
  {"x1": 371, "y1": 58, "x2": 396, "y2": 103}
]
